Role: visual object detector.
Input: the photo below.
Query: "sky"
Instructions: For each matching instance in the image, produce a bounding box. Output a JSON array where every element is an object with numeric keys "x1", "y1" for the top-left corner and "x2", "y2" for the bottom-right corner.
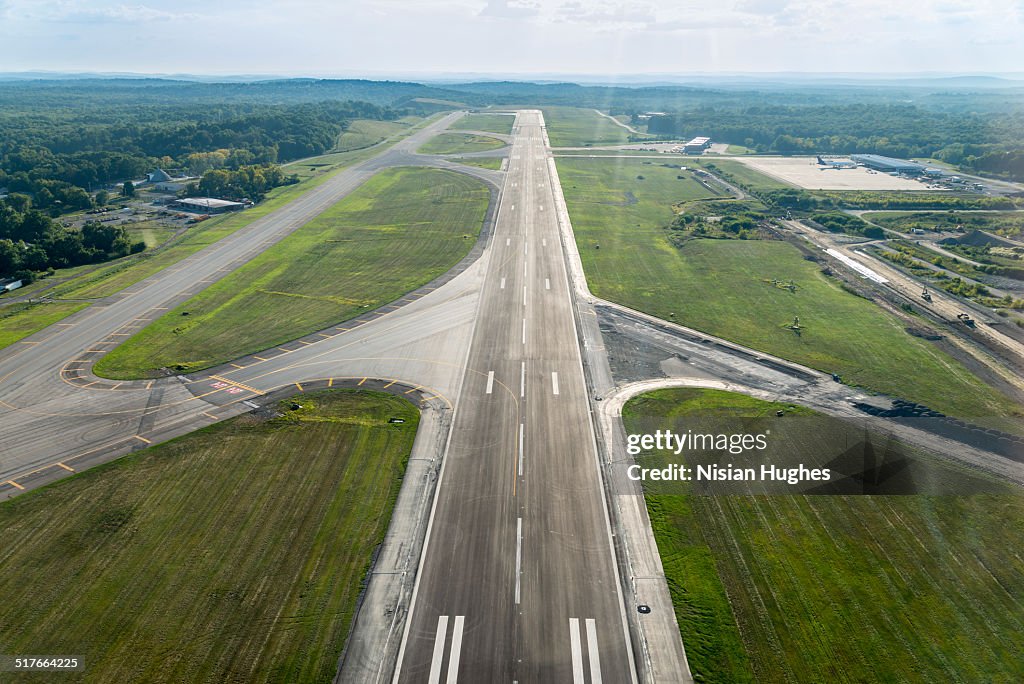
[{"x1": 0, "y1": 0, "x2": 1022, "y2": 78}]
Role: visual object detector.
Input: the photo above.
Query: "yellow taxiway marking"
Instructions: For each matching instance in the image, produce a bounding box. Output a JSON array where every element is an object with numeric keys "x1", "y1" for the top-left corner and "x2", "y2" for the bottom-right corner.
[
  {"x1": 295, "y1": 382, "x2": 304, "y2": 391},
  {"x1": 110, "y1": 384, "x2": 121, "y2": 390},
  {"x1": 277, "y1": 347, "x2": 293, "y2": 353},
  {"x1": 81, "y1": 381, "x2": 98, "y2": 388},
  {"x1": 317, "y1": 333, "x2": 332, "y2": 338},
  {"x1": 86, "y1": 349, "x2": 107, "y2": 353},
  {"x1": 153, "y1": 307, "x2": 171, "y2": 310},
  {"x1": 55, "y1": 322, "x2": 76, "y2": 326},
  {"x1": 297, "y1": 340, "x2": 313, "y2": 346},
  {"x1": 19, "y1": 341, "x2": 39, "y2": 345},
  {"x1": 202, "y1": 412, "x2": 218, "y2": 420},
  {"x1": 336, "y1": 327, "x2": 350, "y2": 332},
  {"x1": 358, "y1": 377, "x2": 367, "y2": 386},
  {"x1": 404, "y1": 387, "x2": 420, "y2": 394},
  {"x1": 57, "y1": 462, "x2": 74, "y2": 472},
  {"x1": 383, "y1": 380, "x2": 396, "y2": 388},
  {"x1": 111, "y1": 333, "x2": 131, "y2": 336},
  {"x1": 209, "y1": 374, "x2": 262, "y2": 395},
  {"x1": 6, "y1": 480, "x2": 25, "y2": 490},
  {"x1": 327, "y1": 378, "x2": 334, "y2": 387},
  {"x1": 134, "y1": 435, "x2": 151, "y2": 445},
  {"x1": 146, "y1": 381, "x2": 154, "y2": 390},
  {"x1": 253, "y1": 356, "x2": 268, "y2": 361},
  {"x1": 230, "y1": 363, "x2": 245, "y2": 369}
]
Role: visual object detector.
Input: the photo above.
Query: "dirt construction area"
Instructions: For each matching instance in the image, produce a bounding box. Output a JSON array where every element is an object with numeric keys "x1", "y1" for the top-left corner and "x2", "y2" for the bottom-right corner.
[{"x1": 733, "y1": 156, "x2": 936, "y2": 190}]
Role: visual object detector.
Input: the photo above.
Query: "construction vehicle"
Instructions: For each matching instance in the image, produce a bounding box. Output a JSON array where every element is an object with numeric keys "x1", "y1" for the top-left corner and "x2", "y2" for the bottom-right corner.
[
  {"x1": 921, "y1": 288, "x2": 932, "y2": 302},
  {"x1": 957, "y1": 313, "x2": 976, "y2": 327}
]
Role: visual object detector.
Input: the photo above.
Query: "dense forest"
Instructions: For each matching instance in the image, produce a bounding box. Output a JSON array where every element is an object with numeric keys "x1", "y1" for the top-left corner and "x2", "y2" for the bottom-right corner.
[
  {"x1": 0, "y1": 96, "x2": 401, "y2": 215},
  {"x1": 0, "y1": 197, "x2": 143, "y2": 280}
]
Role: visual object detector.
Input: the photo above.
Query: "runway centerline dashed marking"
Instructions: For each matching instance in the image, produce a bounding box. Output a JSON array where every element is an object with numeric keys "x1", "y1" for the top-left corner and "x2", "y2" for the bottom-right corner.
[
  {"x1": 500, "y1": 277, "x2": 506, "y2": 290},
  {"x1": 552, "y1": 371, "x2": 560, "y2": 395},
  {"x1": 515, "y1": 517, "x2": 523, "y2": 604}
]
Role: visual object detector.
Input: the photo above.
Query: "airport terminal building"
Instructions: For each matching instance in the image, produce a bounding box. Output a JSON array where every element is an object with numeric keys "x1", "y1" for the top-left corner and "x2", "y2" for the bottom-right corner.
[{"x1": 850, "y1": 154, "x2": 927, "y2": 175}]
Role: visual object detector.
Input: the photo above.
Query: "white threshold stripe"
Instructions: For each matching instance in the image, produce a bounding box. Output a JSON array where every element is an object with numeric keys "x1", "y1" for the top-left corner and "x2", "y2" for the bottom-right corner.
[
  {"x1": 539, "y1": 206, "x2": 544, "y2": 211},
  {"x1": 524, "y1": 241, "x2": 528, "y2": 255},
  {"x1": 569, "y1": 618, "x2": 585, "y2": 684},
  {"x1": 446, "y1": 616, "x2": 465, "y2": 684},
  {"x1": 552, "y1": 371, "x2": 560, "y2": 395},
  {"x1": 518, "y1": 423, "x2": 525, "y2": 476},
  {"x1": 545, "y1": 278, "x2": 550, "y2": 290},
  {"x1": 515, "y1": 517, "x2": 523, "y2": 604},
  {"x1": 520, "y1": 361, "x2": 526, "y2": 397},
  {"x1": 486, "y1": 370, "x2": 494, "y2": 394},
  {"x1": 511, "y1": 204, "x2": 516, "y2": 211},
  {"x1": 500, "y1": 277, "x2": 506, "y2": 289},
  {"x1": 542, "y1": 238, "x2": 547, "y2": 247},
  {"x1": 506, "y1": 237, "x2": 511, "y2": 246},
  {"x1": 428, "y1": 615, "x2": 448, "y2": 684},
  {"x1": 586, "y1": 619, "x2": 603, "y2": 684}
]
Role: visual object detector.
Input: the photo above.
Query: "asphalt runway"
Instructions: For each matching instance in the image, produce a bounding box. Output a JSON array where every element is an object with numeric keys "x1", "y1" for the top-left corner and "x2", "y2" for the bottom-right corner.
[{"x1": 391, "y1": 111, "x2": 635, "y2": 683}]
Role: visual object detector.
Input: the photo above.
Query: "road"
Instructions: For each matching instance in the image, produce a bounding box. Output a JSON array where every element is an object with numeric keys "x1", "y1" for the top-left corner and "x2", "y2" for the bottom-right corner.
[{"x1": 392, "y1": 110, "x2": 635, "y2": 683}]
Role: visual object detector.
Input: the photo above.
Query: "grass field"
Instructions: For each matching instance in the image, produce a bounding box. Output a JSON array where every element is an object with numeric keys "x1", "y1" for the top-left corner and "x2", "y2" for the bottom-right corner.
[
  {"x1": 455, "y1": 157, "x2": 504, "y2": 170},
  {"x1": 692, "y1": 159, "x2": 794, "y2": 191},
  {"x1": 450, "y1": 113, "x2": 515, "y2": 135},
  {"x1": 557, "y1": 157, "x2": 1019, "y2": 420},
  {"x1": 335, "y1": 118, "x2": 414, "y2": 152},
  {"x1": 96, "y1": 167, "x2": 489, "y2": 378},
  {"x1": 541, "y1": 106, "x2": 633, "y2": 147},
  {"x1": 0, "y1": 389, "x2": 418, "y2": 684},
  {"x1": 0, "y1": 301, "x2": 89, "y2": 348},
  {"x1": 623, "y1": 387, "x2": 1024, "y2": 683},
  {"x1": 417, "y1": 132, "x2": 506, "y2": 155}
]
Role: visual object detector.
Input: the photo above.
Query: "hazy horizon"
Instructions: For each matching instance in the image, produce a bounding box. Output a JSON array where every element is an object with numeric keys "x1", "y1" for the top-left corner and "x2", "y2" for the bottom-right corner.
[{"x1": 0, "y1": 1, "x2": 1021, "y2": 76}]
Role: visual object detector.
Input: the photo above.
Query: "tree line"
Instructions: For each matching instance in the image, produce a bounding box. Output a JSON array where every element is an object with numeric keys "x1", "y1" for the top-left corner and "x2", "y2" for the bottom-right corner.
[
  {"x1": 0, "y1": 96, "x2": 401, "y2": 215},
  {"x1": 0, "y1": 196, "x2": 143, "y2": 281}
]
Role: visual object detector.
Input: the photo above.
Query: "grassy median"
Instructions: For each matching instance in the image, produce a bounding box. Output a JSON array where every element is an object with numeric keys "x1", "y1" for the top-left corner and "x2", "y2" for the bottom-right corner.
[
  {"x1": 557, "y1": 156, "x2": 1019, "y2": 420},
  {"x1": 450, "y1": 113, "x2": 515, "y2": 135},
  {"x1": 0, "y1": 389, "x2": 418, "y2": 684},
  {"x1": 541, "y1": 106, "x2": 632, "y2": 147},
  {"x1": 95, "y1": 167, "x2": 489, "y2": 378},
  {"x1": 623, "y1": 388, "x2": 1024, "y2": 683},
  {"x1": 417, "y1": 132, "x2": 506, "y2": 155}
]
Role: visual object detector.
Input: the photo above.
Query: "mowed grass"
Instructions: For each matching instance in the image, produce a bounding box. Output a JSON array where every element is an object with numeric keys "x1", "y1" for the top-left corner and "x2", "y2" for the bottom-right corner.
[
  {"x1": 335, "y1": 118, "x2": 412, "y2": 152},
  {"x1": 417, "y1": 132, "x2": 506, "y2": 155},
  {"x1": 541, "y1": 106, "x2": 632, "y2": 147},
  {"x1": 623, "y1": 388, "x2": 1024, "y2": 683},
  {"x1": 557, "y1": 157, "x2": 1018, "y2": 419},
  {"x1": 450, "y1": 113, "x2": 515, "y2": 135},
  {"x1": 0, "y1": 301, "x2": 89, "y2": 348},
  {"x1": 455, "y1": 157, "x2": 504, "y2": 170},
  {"x1": 0, "y1": 390, "x2": 418, "y2": 684},
  {"x1": 96, "y1": 167, "x2": 489, "y2": 378},
  {"x1": 692, "y1": 158, "x2": 794, "y2": 191}
]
